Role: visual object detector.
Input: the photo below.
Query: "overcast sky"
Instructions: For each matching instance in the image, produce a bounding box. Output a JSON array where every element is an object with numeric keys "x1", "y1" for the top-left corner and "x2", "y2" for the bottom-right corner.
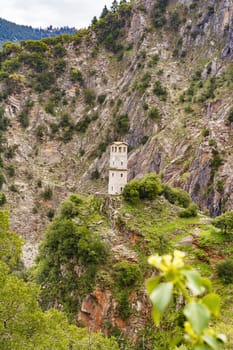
[{"x1": 1, "y1": 0, "x2": 114, "y2": 28}]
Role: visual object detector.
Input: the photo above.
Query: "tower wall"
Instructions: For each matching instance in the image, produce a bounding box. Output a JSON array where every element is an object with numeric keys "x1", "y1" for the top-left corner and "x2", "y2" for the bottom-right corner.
[{"x1": 108, "y1": 142, "x2": 128, "y2": 195}]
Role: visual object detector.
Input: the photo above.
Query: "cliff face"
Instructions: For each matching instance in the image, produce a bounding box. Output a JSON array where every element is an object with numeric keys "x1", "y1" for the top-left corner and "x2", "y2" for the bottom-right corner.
[{"x1": 0, "y1": 0, "x2": 233, "y2": 262}]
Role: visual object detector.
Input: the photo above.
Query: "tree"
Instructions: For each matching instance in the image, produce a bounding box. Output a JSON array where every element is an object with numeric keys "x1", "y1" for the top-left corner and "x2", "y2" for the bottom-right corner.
[
  {"x1": 213, "y1": 210, "x2": 233, "y2": 234},
  {"x1": 111, "y1": 0, "x2": 118, "y2": 12},
  {"x1": 100, "y1": 5, "x2": 109, "y2": 18},
  {"x1": 139, "y1": 173, "x2": 163, "y2": 200}
]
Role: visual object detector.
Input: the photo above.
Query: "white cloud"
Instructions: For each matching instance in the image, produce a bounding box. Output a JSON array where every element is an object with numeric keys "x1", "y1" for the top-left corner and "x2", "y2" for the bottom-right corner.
[{"x1": 0, "y1": 0, "x2": 114, "y2": 28}]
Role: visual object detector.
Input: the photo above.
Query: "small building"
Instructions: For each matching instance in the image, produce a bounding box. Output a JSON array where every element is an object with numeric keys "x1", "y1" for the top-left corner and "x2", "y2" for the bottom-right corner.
[{"x1": 108, "y1": 141, "x2": 128, "y2": 195}]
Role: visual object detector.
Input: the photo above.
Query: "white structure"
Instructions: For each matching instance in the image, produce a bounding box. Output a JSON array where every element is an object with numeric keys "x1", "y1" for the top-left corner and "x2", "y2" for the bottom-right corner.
[{"x1": 108, "y1": 141, "x2": 128, "y2": 195}]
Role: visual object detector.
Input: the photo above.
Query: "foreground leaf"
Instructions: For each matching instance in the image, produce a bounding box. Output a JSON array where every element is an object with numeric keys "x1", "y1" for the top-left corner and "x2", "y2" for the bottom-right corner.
[{"x1": 184, "y1": 302, "x2": 210, "y2": 335}]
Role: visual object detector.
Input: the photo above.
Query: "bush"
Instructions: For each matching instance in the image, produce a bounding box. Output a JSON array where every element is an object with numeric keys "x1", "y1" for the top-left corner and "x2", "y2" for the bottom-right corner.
[
  {"x1": 84, "y1": 88, "x2": 96, "y2": 105},
  {"x1": 139, "y1": 173, "x2": 163, "y2": 200},
  {"x1": 41, "y1": 187, "x2": 53, "y2": 200},
  {"x1": 178, "y1": 203, "x2": 198, "y2": 218},
  {"x1": 148, "y1": 106, "x2": 160, "y2": 120},
  {"x1": 217, "y1": 259, "x2": 233, "y2": 284},
  {"x1": 115, "y1": 261, "x2": 142, "y2": 287},
  {"x1": 122, "y1": 179, "x2": 140, "y2": 203},
  {"x1": 0, "y1": 172, "x2": 5, "y2": 189},
  {"x1": 0, "y1": 192, "x2": 6, "y2": 205},
  {"x1": 153, "y1": 80, "x2": 167, "y2": 100},
  {"x1": 163, "y1": 185, "x2": 191, "y2": 208},
  {"x1": 97, "y1": 94, "x2": 106, "y2": 104},
  {"x1": 70, "y1": 68, "x2": 83, "y2": 84},
  {"x1": 115, "y1": 113, "x2": 129, "y2": 134}
]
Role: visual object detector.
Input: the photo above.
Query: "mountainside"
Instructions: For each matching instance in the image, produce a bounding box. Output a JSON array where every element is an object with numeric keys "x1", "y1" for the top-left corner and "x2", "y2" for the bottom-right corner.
[
  {"x1": 0, "y1": 0, "x2": 232, "y2": 262},
  {"x1": 0, "y1": 17, "x2": 76, "y2": 46}
]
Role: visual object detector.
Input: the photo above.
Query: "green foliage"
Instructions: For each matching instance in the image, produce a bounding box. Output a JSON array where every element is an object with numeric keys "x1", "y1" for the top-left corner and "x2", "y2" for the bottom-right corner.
[
  {"x1": 97, "y1": 94, "x2": 106, "y2": 104},
  {"x1": 226, "y1": 107, "x2": 233, "y2": 125},
  {"x1": 0, "y1": 210, "x2": 22, "y2": 268},
  {"x1": 45, "y1": 100, "x2": 55, "y2": 115},
  {"x1": 53, "y1": 43, "x2": 67, "y2": 57},
  {"x1": 84, "y1": 88, "x2": 96, "y2": 105},
  {"x1": 115, "y1": 262, "x2": 142, "y2": 289},
  {"x1": 0, "y1": 107, "x2": 9, "y2": 131},
  {"x1": 54, "y1": 58, "x2": 66, "y2": 75},
  {"x1": 70, "y1": 68, "x2": 83, "y2": 84},
  {"x1": 0, "y1": 192, "x2": 6, "y2": 206},
  {"x1": 123, "y1": 179, "x2": 140, "y2": 203},
  {"x1": 94, "y1": 2, "x2": 132, "y2": 53},
  {"x1": 75, "y1": 116, "x2": 91, "y2": 133},
  {"x1": 153, "y1": 80, "x2": 167, "y2": 100},
  {"x1": 135, "y1": 72, "x2": 151, "y2": 94},
  {"x1": 178, "y1": 203, "x2": 198, "y2": 218},
  {"x1": 213, "y1": 210, "x2": 233, "y2": 235},
  {"x1": 170, "y1": 10, "x2": 182, "y2": 29},
  {"x1": 217, "y1": 259, "x2": 233, "y2": 284},
  {"x1": 41, "y1": 187, "x2": 53, "y2": 200},
  {"x1": 22, "y1": 40, "x2": 49, "y2": 53},
  {"x1": 148, "y1": 106, "x2": 160, "y2": 120},
  {"x1": 0, "y1": 171, "x2": 5, "y2": 189},
  {"x1": 115, "y1": 113, "x2": 129, "y2": 134},
  {"x1": 163, "y1": 185, "x2": 191, "y2": 208},
  {"x1": 147, "y1": 250, "x2": 226, "y2": 349},
  {"x1": 139, "y1": 173, "x2": 163, "y2": 200},
  {"x1": 34, "y1": 198, "x2": 108, "y2": 316},
  {"x1": 35, "y1": 71, "x2": 55, "y2": 92},
  {"x1": 19, "y1": 51, "x2": 49, "y2": 72},
  {"x1": 151, "y1": 0, "x2": 168, "y2": 28}
]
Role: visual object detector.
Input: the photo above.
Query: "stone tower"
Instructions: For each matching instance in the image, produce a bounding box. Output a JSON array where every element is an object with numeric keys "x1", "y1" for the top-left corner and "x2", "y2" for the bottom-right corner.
[{"x1": 108, "y1": 141, "x2": 128, "y2": 195}]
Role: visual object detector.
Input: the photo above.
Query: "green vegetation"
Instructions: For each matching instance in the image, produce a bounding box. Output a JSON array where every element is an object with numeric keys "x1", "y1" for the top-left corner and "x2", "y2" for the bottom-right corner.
[
  {"x1": 217, "y1": 259, "x2": 233, "y2": 284},
  {"x1": 151, "y1": 0, "x2": 168, "y2": 28},
  {"x1": 153, "y1": 80, "x2": 167, "y2": 100},
  {"x1": 147, "y1": 250, "x2": 226, "y2": 349},
  {"x1": 148, "y1": 106, "x2": 160, "y2": 120},
  {"x1": 0, "y1": 210, "x2": 119, "y2": 349},
  {"x1": 213, "y1": 210, "x2": 233, "y2": 235},
  {"x1": 115, "y1": 113, "x2": 129, "y2": 134}
]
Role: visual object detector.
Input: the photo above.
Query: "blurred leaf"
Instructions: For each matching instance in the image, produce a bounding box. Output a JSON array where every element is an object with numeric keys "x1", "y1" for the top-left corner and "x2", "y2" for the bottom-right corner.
[
  {"x1": 184, "y1": 302, "x2": 210, "y2": 335},
  {"x1": 146, "y1": 276, "x2": 160, "y2": 294},
  {"x1": 202, "y1": 293, "x2": 221, "y2": 317},
  {"x1": 183, "y1": 270, "x2": 205, "y2": 296},
  {"x1": 150, "y1": 282, "x2": 173, "y2": 326}
]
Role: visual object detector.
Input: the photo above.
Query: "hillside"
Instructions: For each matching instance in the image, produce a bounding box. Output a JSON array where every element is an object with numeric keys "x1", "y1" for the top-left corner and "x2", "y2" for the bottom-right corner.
[
  {"x1": 0, "y1": 17, "x2": 76, "y2": 46},
  {"x1": 0, "y1": 0, "x2": 232, "y2": 265}
]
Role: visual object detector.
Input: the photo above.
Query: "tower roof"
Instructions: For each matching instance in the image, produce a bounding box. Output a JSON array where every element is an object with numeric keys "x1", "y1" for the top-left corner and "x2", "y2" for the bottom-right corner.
[{"x1": 111, "y1": 141, "x2": 128, "y2": 146}]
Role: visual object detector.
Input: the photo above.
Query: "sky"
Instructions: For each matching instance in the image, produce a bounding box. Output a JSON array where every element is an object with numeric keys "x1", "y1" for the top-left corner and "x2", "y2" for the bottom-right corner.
[{"x1": 0, "y1": 0, "x2": 114, "y2": 29}]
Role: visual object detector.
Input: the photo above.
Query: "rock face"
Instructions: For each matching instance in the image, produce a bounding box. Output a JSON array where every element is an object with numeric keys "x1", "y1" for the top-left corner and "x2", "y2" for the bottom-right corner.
[{"x1": 0, "y1": 0, "x2": 233, "y2": 258}]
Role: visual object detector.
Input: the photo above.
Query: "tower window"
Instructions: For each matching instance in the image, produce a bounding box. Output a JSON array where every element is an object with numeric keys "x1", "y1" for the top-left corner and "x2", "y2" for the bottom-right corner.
[
  {"x1": 120, "y1": 173, "x2": 123, "y2": 177},
  {"x1": 120, "y1": 187, "x2": 123, "y2": 192},
  {"x1": 115, "y1": 147, "x2": 117, "y2": 152},
  {"x1": 119, "y1": 147, "x2": 122, "y2": 152},
  {"x1": 112, "y1": 173, "x2": 114, "y2": 177},
  {"x1": 112, "y1": 146, "x2": 114, "y2": 152},
  {"x1": 121, "y1": 161, "x2": 123, "y2": 166}
]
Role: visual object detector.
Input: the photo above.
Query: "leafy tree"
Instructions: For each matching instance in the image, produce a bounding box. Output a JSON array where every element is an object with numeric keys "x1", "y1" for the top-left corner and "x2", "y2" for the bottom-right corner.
[
  {"x1": 217, "y1": 259, "x2": 233, "y2": 284},
  {"x1": 163, "y1": 185, "x2": 191, "y2": 208},
  {"x1": 147, "y1": 250, "x2": 227, "y2": 349},
  {"x1": 213, "y1": 210, "x2": 233, "y2": 234},
  {"x1": 178, "y1": 203, "x2": 198, "y2": 218},
  {"x1": 100, "y1": 5, "x2": 109, "y2": 18},
  {"x1": 122, "y1": 179, "x2": 140, "y2": 203},
  {"x1": 139, "y1": 173, "x2": 163, "y2": 200}
]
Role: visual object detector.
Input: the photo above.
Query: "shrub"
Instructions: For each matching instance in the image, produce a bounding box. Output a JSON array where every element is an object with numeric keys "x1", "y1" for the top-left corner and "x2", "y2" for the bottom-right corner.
[
  {"x1": 0, "y1": 172, "x2": 5, "y2": 189},
  {"x1": 148, "y1": 106, "x2": 160, "y2": 120},
  {"x1": 114, "y1": 262, "x2": 142, "y2": 289},
  {"x1": 54, "y1": 58, "x2": 66, "y2": 75},
  {"x1": 60, "y1": 199, "x2": 80, "y2": 218},
  {"x1": 75, "y1": 116, "x2": 91, "y2": 133},
  {"x1": 217, "y1": 259, "x2": 233, "y2": 284},
  {"x1": 70, "y1": 68, "x2": 83, "y2": 84},
  {"x1": 163, "y1": 185, "x2": 191, "y2": 208},
  {"x1": 97, "y1": 94, "x2": 106, "y2": 104},
  {"x1": 18, "y1": 110, "x2": 29, "y2": 128},
  {"x1": 41, "y1": 187, "x2": 53, "y2": 200},
  {"x1": 122, "y1": 179, "x2": 140, "y2": 203},
  {"x1": 226, "y1": 107, "x2": 233, "y2": 125},
  {"x1": 6, "y1": 165, "x2": 15, "y2": 177},
  {"x1": 115, "y1": 113, "x2": 129, "y2": 134},
  {"x1": 213, "y1": 210, "x2": 233, "y2": 234},
  {"x1": 84, "y1": 88, "x2": 96, "y2": 105},
  {"x1": 153, "y1": 80, "x2": 167, "y2": 100},
  {"x1": 139, "y1": 173, "x2": 163, "y2": 200},
  {"x1": 178, "y1": 203, "x2": 198, "y2": 218},
  {"x1": 0, "y1": 192, "x2": 6, "y2": 205}
]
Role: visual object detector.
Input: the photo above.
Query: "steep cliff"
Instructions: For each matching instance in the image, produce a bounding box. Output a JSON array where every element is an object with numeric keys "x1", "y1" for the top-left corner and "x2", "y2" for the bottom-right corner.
[{"x1": 0, "y1": 0, "x2": 232, "y2": 261}]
